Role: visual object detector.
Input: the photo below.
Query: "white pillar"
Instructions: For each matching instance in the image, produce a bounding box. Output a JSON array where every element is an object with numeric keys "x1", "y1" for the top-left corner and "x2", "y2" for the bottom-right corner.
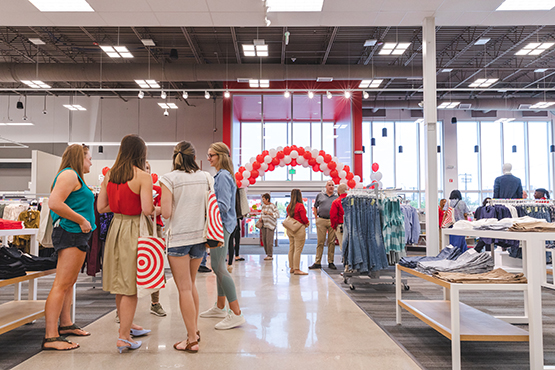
[{"x1": 423, "y1": 17, "x2": 439, "y2": 256}]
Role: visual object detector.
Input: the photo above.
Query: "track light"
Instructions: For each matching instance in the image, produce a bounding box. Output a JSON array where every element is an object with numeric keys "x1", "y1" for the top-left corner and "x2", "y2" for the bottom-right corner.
[
  {"x1": 363, "y1": 91, "x2": 369, "y2": 99},
  {"x1": 224, "y1": 91, "x2": 231, "y2": 98},
  {"x1": 344, "y1": 91, "x2": 351, "y2": 99},
  {"x1": 164, "y1": 109, "x2": 169, "y2": 117},
  {"x1": 160, "y1": 91, "x2": 167, "y2": 100},
  {"x1": 138, "y1": 91, "x2": 144, "y2": 99},
  {"x1": 326, "y1": 91, "x2": 332, "y2": 99},
  {"x1": 205, "y1": 91, "x2": 210, "y2": 99},
  {"x1": 284, "y1": 91, "x2": 291, "y2": 98},
  {"x1": 182, "y1": 91, "x2": 188, "y2": 99},
  {"x1": 308, "y1": 91, "x2": 314, "y2": 99}
]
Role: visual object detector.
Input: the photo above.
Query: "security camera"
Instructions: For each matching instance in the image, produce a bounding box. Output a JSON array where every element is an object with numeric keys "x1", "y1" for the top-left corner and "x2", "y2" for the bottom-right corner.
[{"x1": 42, "y1": 109, "x2": 47, "y2": 115}]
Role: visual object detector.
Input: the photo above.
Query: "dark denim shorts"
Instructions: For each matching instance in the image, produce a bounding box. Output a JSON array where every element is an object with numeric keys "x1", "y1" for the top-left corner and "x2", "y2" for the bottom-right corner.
[
  {"x1": 167, "y1": 242, "x2": 206, "y2": 258},
  {"x1": 52, "y1": 227, "x2": 91, "y2": 253}
]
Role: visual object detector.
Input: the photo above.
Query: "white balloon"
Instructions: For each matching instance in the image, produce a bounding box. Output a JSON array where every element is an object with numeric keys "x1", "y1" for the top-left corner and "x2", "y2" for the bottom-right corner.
[
  {"x1": 370, "y1": 172, "x2": 377, "y2": 181},
  {"x1": 324, "y1": 169, "x2": 331, "y2": 176},
  {"x1": 277, "y1": 146, "x2": 284, "y2": 151},
  {"x1": 374, "y1": 171, "x2": 383, "y2": 181},
  {"x1": 302, "y1": 161, "x2": 310, "y2": 168},
  {"x1": 260, "y1": 162, "x2": 269, "y2": 171},
  {"x1": 245, "y1": 163, "x2": 253, "y2": 172},
  {"x1": 354, "y1": 175, "x2": 361, "y2": 183},
  {"x1": 316, "y1": 155, "x2": 324, "y2": 164},
  {"x1": 320, "y1": 162, "x2": 328, "y2": 171},
  {"x1": 311, "y1": 149, "x2": 319, "y2": 157},
  {"x1": 355, "y1": 182, "x2": 363, "y2": 189},
  {"x1": 279, "y1": 159, "x2": 286, "y2": 167},
  {"x1": 297, "y1": 156, "x2": 305, "y2": 164},
  {"x1": 336, "y1": 162, "x2": 345, "y2": 171},
  {"x1": 269, "y1": 148, "x2": 277, "y2": 157},
  {"x1": 378, "y1": 181, "x2": 383, "y2": 189},
  {"x1": 332, "y1": 156, "x2": 339, "y2": 163},
  {"x1": 304, "y1": 146, "x2": 312, "y2": 152},
  {"x1": 258, "y1": 169, "x2": 265, "y2": 176},
  {"x1": 290, "y1": 150, "x2": 299, "y2": 159},
  {"x1": 284, "y1": 156, "x2": 292, "y2": 164},
  {"x1": 249, "y1": 157, "x2": 256, "y2": 164},
  {"x1": 264, "y1": 155, "x2": 272, "y2": 164},
  {"x1": 241, "y1": 179, "x2": 249, "y2": 188},
  {"x1": 340, "y1": 178, "x2": 348, "y2": 185},
  {"x1": 243, "y1": 170, "x2": 251, "y2": 179},
  {"x1": 339, "y1": 170, "x2": 347, "y2": 179}
]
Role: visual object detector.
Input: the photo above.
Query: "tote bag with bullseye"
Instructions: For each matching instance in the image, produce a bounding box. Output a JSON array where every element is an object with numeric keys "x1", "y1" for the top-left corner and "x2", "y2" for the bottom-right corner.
[{"x1": 137, "y1": 212, "x2": 166, "y2": 290}]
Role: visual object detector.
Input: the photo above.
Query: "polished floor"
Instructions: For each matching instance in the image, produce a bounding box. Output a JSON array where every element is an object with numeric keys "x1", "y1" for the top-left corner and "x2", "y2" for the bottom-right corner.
[{"x1": 11, "y1": 255, "x2": 421, "y2": 370}]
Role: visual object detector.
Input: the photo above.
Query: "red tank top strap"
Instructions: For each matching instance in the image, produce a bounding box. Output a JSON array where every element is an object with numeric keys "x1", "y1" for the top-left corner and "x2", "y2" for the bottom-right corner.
[{"x1": 107, "y1": 182, "x2": 142, "y2": 215}]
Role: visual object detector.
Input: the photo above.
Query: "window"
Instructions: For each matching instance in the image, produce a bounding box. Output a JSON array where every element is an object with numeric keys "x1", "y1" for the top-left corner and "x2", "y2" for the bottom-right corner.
[
  {"x1": 528, "y1": 121, "x2": 550, "y2": 194},
  {"x1": 456, "y1": 121, "x2": 479, "y2": 191},
  {"x1": 480, "y1": 121, "x2": 502, "y2": 192},
  {"x1": 395, "y1": 121, "x2": 418, "y2": 191},
  {"x1": 503, "y1": 120, "x2": 526, "y2": 188},
  {"x1": 372, "y1": 121, "x2": 395, "y2": 188}
]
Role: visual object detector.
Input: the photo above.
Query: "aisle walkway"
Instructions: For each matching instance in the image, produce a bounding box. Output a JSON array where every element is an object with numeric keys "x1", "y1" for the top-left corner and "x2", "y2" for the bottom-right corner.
[{"x1": 13, "y1": 255, "x2": 421, "y2": 370}]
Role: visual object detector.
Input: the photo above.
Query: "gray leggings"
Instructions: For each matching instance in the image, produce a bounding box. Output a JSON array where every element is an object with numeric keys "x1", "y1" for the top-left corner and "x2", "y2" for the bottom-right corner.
[{"x1": 210, "y1": 228, "x2": 238, "y2": 303}]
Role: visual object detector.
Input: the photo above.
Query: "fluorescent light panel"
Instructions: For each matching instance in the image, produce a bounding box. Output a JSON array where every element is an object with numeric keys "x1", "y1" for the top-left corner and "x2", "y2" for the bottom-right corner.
[
  {"x1": 441, "y1": 68, "x2": 453, "y2": 73},
  {"x1": 364, "y1": 39, "x2": 377, "y2": 47},
  {"x1": 21, "y1": 80, "x2": 51, "y2": 89},
  {"x1": 438, "y1": 102, "x2": 460, "y2": 109},
  {"x1": 535, "y1": 68, "x2": 549, "y2": 72},
  {"x1": 248, "y1": 79, "x2": 269, "y2": 88},
  {"x1": 158, "y1": 103, "x2": 178, "y2": 109},
  {"x1": 515, "y1": 42, "x2": 555, "y2": 56},
  {"x1": 135, "y1": 80, "x2": 160, "y2": 88},
  {"x1": 266, "y1": 0, "x2": 324, "y2": 12},
  {"x1": 379, "y1": 42, "x2": 411, "y2": 55},
  {"x1": 28, "y1": 38, "x2": 45, "y2": 45},
  {"x1": 474, "y1": 38, "x2": 491, "y2": 45},
  {"x1": 141, "y1": 39, "x2": 155, "y2": 46},
  {"x1": 63, "y1": 104, "x2": 86, "y2": 111},
  {"x1": 496, "y1": 0, "x2": 555, "y2": 10},
  {"x1": 29, "y1": 0, "x2": 94, "y2": 12},
  {"x1": 100, "y1": 45, "x2": 133, "y2": 58},
  {"x1": 359, "y1": 79, "x2": 383, "y2": 88},
  {"x1": 0, "y1": 122, "x2": 34, "y2": 126},
  {"x1": 469, "y1": 78, "x2": 498, "y2": 87},
  {"x1": 530, "y1": 101, "x2": 555, "y2": 109}
]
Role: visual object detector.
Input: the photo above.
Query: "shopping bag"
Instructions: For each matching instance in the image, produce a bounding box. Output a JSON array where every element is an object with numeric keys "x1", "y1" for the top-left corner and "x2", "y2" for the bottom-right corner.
[
  {"x1": 282, "y1": 216, "x2": 302, "y2": 233},
  {"x1": 137, "y1": 212, "x2": 166, "y2": 290},
  {"x1": 441, "y1": 200, "x2": 459, "y2": 228},
  {"x1": 203, "y1": 172, "x2": 225, "y2": 248}
]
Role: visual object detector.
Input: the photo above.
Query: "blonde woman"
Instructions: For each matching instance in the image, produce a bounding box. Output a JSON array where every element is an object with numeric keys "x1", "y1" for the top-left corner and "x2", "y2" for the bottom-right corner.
[
  {"x1": 97, "y1": 134, "x2": 154, "y2": 353},
  {"x1": 200, "y1": 142, "x2": 245, "y2": 330},
  {"x1": 160, "y1": 141, "x2": 209, "y2": 352},
  {"x1": 43, "y1": 144, "x2": 94, "y2": 350}
]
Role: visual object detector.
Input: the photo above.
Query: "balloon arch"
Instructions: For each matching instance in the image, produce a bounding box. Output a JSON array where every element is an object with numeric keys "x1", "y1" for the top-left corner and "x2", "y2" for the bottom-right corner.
[{"x1": 234, "y1": 146, "x2": 363, "y2": 189}]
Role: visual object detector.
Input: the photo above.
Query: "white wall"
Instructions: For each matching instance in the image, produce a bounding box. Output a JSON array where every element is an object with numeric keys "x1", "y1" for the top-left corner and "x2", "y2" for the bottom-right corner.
[{"x1": 31, "y1": 150, "x2": 62, "y2": 195}]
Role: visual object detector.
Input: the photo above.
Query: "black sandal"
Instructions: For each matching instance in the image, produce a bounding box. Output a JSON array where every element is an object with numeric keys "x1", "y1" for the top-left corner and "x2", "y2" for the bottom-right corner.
[
  {"x1": 59, "y1": 323, "x2": 91, "y2": 337},
  {"x1": 41, "y1": 336, "x2": 80, "y2": 351}
]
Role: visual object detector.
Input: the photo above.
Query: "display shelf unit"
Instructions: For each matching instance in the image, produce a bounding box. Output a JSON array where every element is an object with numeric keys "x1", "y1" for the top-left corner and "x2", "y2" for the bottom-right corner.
[{"x1": 396, "y1": 228, "x2": 555, "y2": 370}]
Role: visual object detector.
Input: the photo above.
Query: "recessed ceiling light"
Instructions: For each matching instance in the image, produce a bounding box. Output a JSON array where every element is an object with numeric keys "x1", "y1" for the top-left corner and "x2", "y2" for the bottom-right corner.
[
  {"x1": 515, "y1": 42, "x2": 555, "y2": 56},
  {"x1": 534, "y1": 68, "x2": 549, "y2": 72},
  {"x1": 364, "y1": 39, "x2": 377, "y2": 47},
  {"x1": 29, "y1": 0, "x2": 94, "y2": 12},
  {"x1": 379, "y1": 42, "x2": 411, "y2": 56},
  {"x1": 28, "y1": 38, "x2": 45, "y2": 45},
  {"x1": 441, "y1": 68, "x2": 453, "y2": 73},
  {"x1": 496, "y1": 0, "x2": 555, "y2": 11},
  {"x1": 438, "y1": 102, "x2": 460, "y2": 109},
  {"x1": 469, "y1": 78, "x2": 498, "y2": 88},
  {"x1": 266, "y1": 0, "x2": 324, "y2": 12},
  {"x1": 141, "y1": 39, "x2": 155, "y2": 47},
  {"x1": 474, "y1": 38, "x2": 491, "y2": 45}
]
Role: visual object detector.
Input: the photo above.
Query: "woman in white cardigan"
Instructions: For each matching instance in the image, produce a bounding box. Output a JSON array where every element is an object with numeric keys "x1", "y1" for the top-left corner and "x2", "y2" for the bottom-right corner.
[{"x1": 260, "y1": 193, "x2": 280, "y2": 260}]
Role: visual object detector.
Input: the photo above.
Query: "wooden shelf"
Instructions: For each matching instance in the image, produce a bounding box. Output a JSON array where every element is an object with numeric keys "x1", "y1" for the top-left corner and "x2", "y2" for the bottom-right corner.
[
  {"x1": 0, "y1": 270, "x2": 56, "y2": 288},
  {"x1": 398, "y1": 300, "x2": 529, "y2": 342},
  {"x1": 0, "y1": 300, "x2": 47, "y2": 335}
]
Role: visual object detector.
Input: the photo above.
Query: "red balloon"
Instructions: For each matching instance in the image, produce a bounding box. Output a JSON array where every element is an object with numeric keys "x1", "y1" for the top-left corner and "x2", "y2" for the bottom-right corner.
[
  {"x1": 308, "y1": 158, "x2": 317, "y2": 166},
  {"x1": 297, "y1": 147, "x2": 305, "y2": 155},
  {"x1": 333, "y1": 177, "x2": 340, "y2": 185},
  {"x1": 238, "y1": 166, "x2": 246, "y2": 173},
  {"x1": 250, "y1": 169, "x2": 259, "y2": 179},
  {"x1": 268, "y1": 163, "x2": 275, "y2": 171},
  {"x1": 151, "y1": 173, "x2": 158, "y2": 184},
  {"x1": 346, "y1": 172, "x2": 354, "y2": 180},
  {"x1": 330, "y1": 169, "x2": 338, "y2": 178},
  {"x1": 252, "y1": 161, "x2": 261, "y2": 170},
  {"x1": 276, "y1": 151, "x2": 285, "y2": 159},
  {"x1": 249, "y1": 177, "x2": 256, "y2": 185},
  {"x1": 319, "y1": 150, "x2": 326, "y2": 156},
  {"x1": 344, "y1": 165, "x2": 350, "y2": 173},
  {"x1": 256, "y1": 154, "x2": 265, "y2": 163},
  {"x1": 372, "y1": 162, "x2": 379, "y2": 172},
  {"x1": 283, "y1": 146, "x2": 292, "y2": 155},
  {"x1": 303, "y1": 152, "x2": 312, "y2": 160},
  {"x1": 262, "y1": 150, "x2": 269, "y2": 156},
  {"x1": 236, "y1": 181, "x2": 242, "y2": 188},
  {"x1": 102, "y1": 166, "x2": 110, "y2": 176},
  {"x1": 347, "y1": 179, "x2": 356, "y2": 189},
  {"x1": 290, "y1": 159, "x2": 298, "y2": 166},
  {"x1": 313, "y1": 164, "x2": 320, "y2": 172},
  {"x1": 328, "y1": 161, "x2": 337, "y2": 170},
  {"x1": 235, "y1": 172, "x2": 243, "y2": 181},
  {"x1": 271, "y1": 157, "x2": 280, "y2": 165},
  {"x1": 324, "y1": 154, "x2": 332, "y2": 163}
]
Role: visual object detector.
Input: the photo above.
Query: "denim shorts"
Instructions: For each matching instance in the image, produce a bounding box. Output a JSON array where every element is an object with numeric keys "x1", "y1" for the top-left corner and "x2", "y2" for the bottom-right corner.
[
  {"x1": 52, "y1": 227, "x2": 91, "y2": 253},
  {"x1": 167, "y1": 242, "x2": 206, "y2": 258}
]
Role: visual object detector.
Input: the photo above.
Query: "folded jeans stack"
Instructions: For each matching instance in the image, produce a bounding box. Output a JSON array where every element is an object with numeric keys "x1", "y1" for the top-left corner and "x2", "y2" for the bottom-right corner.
[
  {"x1": 416, "y1": 249, "x2": 493, "y2": 275},
  {"x1": 399, "y1": 245, "x2": 461, "y2": 269},
  {"x1": 432, "y1": 268, "x2": 527, "y2": 284}
]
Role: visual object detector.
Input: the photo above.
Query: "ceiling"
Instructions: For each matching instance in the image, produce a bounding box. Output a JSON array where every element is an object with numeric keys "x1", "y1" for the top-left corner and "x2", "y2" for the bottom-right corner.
[{"x1": 0, "y1": 1, "x2": 554, "y2": 104}]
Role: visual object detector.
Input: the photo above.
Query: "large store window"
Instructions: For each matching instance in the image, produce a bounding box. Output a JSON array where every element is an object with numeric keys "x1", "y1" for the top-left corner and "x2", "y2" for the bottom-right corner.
[
  {"x1": 456, "y1": 121, "x2": 479, "y2": 192},
  {"x1": 480, "y1": 121, "x2": 502, "y2": 194},
  {"x1": 503, "y1": 120, "x2": 526, "y2": 187},
  {"x1": 528, "y1": 121, "x2": 550, "y2": 192}
]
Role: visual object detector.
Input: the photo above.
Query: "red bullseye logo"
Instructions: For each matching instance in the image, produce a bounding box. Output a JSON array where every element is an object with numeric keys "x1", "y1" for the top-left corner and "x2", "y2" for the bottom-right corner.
[{"x1": 137, "y1": 238, "x2": 166, "y2": 289}]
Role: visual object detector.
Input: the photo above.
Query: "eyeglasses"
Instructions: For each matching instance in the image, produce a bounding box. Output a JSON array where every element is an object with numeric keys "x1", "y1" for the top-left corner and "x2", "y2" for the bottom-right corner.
[{"x1": 207, "y1": 153, "x2": 219, "y2": 159}]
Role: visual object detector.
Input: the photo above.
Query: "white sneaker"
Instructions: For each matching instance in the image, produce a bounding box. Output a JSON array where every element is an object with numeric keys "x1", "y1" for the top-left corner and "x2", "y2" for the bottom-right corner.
[
  {"x1": 199, "y1": 303, "x2": 228, "y2": 318},
  {"x1": 215, "y1": 310, "x2": 246, "y2": 330}
]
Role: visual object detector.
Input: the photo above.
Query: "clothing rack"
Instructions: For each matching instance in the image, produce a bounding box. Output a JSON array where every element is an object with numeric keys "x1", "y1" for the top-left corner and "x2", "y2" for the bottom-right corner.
[{"x1": 487, "y1": 198, "x2": 553, "y2": 206}]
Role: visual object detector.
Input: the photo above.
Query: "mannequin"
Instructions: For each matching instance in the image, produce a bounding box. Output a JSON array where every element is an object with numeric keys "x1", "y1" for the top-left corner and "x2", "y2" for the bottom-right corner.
[{"x1": 493, "y1": 163, "x2": 523, "y2": 199}]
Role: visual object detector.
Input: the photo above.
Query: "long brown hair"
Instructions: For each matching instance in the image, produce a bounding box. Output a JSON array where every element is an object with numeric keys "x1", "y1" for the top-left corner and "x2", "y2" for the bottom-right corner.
[
  {"x1": 209, "y1": 142, "x2": 234, "y2": 175},
  {"x1": 52, "y1": 144, "x2": 88, "y2": 189},
  {"x1": 287, "y1": 189, "x2": 303, "y2": 217},
  {"x1": 173, "y1": 141, "x2": 200, "y2": 173},
  {"x1": 109, "y1": 134, "x2": 147, "y2": 184}
]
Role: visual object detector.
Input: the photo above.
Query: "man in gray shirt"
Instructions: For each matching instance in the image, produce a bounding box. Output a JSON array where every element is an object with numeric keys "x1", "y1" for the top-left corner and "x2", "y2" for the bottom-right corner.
[{"x1": 309, "y1": 181, "x2": 338, "y2": 270}]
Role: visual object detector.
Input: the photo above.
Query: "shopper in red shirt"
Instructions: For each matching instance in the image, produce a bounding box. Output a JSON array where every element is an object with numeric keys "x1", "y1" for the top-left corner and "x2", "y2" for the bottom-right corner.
[
  {"x1": 287, "y1": 189, "x2": 309, "y2": 275},
  {"x1": 330, "y1": 183, "x2": 348, "y2": 250}
]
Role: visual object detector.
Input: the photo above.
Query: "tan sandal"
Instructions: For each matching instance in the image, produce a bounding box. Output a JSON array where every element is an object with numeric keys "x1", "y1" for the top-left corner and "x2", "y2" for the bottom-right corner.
[{"x1": 173, "y1": 339, "x2": 199, "y2": 353}]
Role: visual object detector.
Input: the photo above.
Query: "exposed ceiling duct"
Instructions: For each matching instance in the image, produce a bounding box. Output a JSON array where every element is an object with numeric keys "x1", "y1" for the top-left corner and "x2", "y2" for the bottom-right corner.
[
  {"x1": 362, "y1": 99, "x2": 555, "y2": 111},
  {"x1": 0, "y1": 63, "x2": 420, "y2": 83}
]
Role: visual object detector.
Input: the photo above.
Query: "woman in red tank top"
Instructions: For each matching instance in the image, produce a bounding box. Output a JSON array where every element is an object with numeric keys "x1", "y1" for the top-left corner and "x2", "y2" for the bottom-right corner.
[{"x1": 97, "y1": 134, "x2": 154, "y2": 353}]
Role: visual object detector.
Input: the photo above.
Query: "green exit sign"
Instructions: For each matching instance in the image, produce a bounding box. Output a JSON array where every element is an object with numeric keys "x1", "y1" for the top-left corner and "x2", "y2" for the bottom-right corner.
[{"x1": 289, "y1": 168, "x2": 296, "y2": 175}]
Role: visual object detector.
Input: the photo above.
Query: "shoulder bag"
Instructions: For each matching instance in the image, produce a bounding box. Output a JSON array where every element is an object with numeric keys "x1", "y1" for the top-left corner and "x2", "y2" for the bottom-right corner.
[
  {"x1": 137, "y1": 210, "x2": 166, "y2": 290},
  {"x1": 282, "y1": 216, "x2": 302, "y2": 233},
  {"x1": 441, "y1": 200, "x2": 459, "y2": 229}
]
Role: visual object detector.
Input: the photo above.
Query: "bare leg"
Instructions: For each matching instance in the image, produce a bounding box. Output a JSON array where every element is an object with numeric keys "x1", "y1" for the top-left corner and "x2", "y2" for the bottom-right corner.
[
  {"x1": 117, "y1": 294, "x2": 139, "y2": 348},
  {"x1": 44, "y1": 248, "x2": 85, "y2": 349},
  {"x1": 58, "y1": 285, "x2": 89, "y2": 336}
]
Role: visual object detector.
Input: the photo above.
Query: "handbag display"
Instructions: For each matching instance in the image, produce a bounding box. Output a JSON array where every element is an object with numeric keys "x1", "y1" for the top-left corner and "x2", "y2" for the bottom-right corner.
[
  {"x1": 441, "y1": 200, "x2": 459, "y2": 229},
  {"x1": 137, "y1": 212, "x2": 166, "y2": 290},
  {"x1": 203, "y1": 172, "x2": 225, "y2": 248},
  {"x1": 282, "y1": 216, "x2": 302, "y2": 233}
]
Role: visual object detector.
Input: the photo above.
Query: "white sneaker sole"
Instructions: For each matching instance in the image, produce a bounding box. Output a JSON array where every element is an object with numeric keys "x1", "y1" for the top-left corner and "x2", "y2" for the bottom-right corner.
[
  {"x1": 200, "y1": 311, "x2": 227, "y2": 318},
  {"x1": 215, "y1": 317, "x2": 246, "y2": 330}
]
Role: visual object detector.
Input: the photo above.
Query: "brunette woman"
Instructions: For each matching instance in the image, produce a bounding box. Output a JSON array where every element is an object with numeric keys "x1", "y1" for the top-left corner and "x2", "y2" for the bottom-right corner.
[{"x1": 287, "y1": 189, "x2": 309, "y2": 275}]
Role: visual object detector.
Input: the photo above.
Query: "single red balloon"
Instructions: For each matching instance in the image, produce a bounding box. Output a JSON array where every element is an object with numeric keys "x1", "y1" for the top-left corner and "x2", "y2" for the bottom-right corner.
[
  {"x1": 333, "y1": 177, "x2": 340, "y2": 185},
  {"x1": 250, "y1": 169, "x2": 259, "y2": 179},
  {"x1": 283, "y1": 146, "x2": 292, "y2": 155},
  {"x1": 268, "y1": 164, "x2": 275, "y2": 171},
  {"x1": 272, "y1": 157, "x2": 280, "y2": 165},
  {"x1": 346, "y1": 172, "x2": 354, "y2": 180},
  {"x1": 328, "y1": 161, "x2": 337, "y2": 170},
  {"x1": 262, "y1": 150, "x2": 269, "y2": 156},
  {"x1": 248, "y1": 177, "x2": 256, "y2": 185},
  {"x1": 290, "y1": 159, "x2": 297, "y2": 166},
  {"x1": 102, "y1": 166, "x2": 110, "y2": 176},
  {"x1": 324, "y1": 154, "x2": 332, "y2": 163},
  {"x1": 151, "y1": 173, "x2": 158, "y2": 184},
  {"x1": 344, "y1": 165, "x2": 350, "y2": 173},
  {"x1": 347, "y1": 179, "x2": 356, "y2": 189},
  {"x1": 238, "y1": 166, "x2": 246, "y2": 173},
  {"x1": 313, "y1": 164, "x2": 320, "y2": 172},
  {"x1": 252, "y1": 161, "x2": 261, "y2": 170},
  {"x1": 308, "y1": 158, "x2": 317, "y2": 166},
  {"x1": 319, "y1": 150, "x2": 326, "y2": 156},
  {"x1": 276, "y1": 151, "x2": 285, "y2": 159},
  {"x1": 256, "y1": 154, "x2": 265, "y2": 163},
  {"x1": 303, "y1": 152, "x2": 312, "y2": 160},
  {"x1": 236, "y1": 181, "x2": 242, "y2": 188},
  {"x1": 297, "y1": 147, "x2": 305, "y2": 155},
  {"x1": 235, "y1": 172, "x2": 243, "y2": 181},
  {"x1": 372, "y1": 162, "x2": 379, "y2": 172},
  {"x1": 330, "y1": 169, "x2": 338, "y2": 178}
]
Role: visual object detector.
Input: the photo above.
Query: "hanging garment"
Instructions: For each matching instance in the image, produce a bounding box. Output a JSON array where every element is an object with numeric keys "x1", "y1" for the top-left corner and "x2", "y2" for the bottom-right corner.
[
  {"x1": 380, "y1": 198, "x2": 406, "y2": 263},
  {"x1": 13, "y1": 210, "x2": 41, "y2": 253}
]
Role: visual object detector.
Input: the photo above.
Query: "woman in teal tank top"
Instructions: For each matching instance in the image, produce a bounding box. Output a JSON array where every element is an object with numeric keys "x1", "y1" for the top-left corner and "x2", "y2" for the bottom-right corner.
[{"x1": 43, "y1": 144, "x2": 95, "y2": 351}]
